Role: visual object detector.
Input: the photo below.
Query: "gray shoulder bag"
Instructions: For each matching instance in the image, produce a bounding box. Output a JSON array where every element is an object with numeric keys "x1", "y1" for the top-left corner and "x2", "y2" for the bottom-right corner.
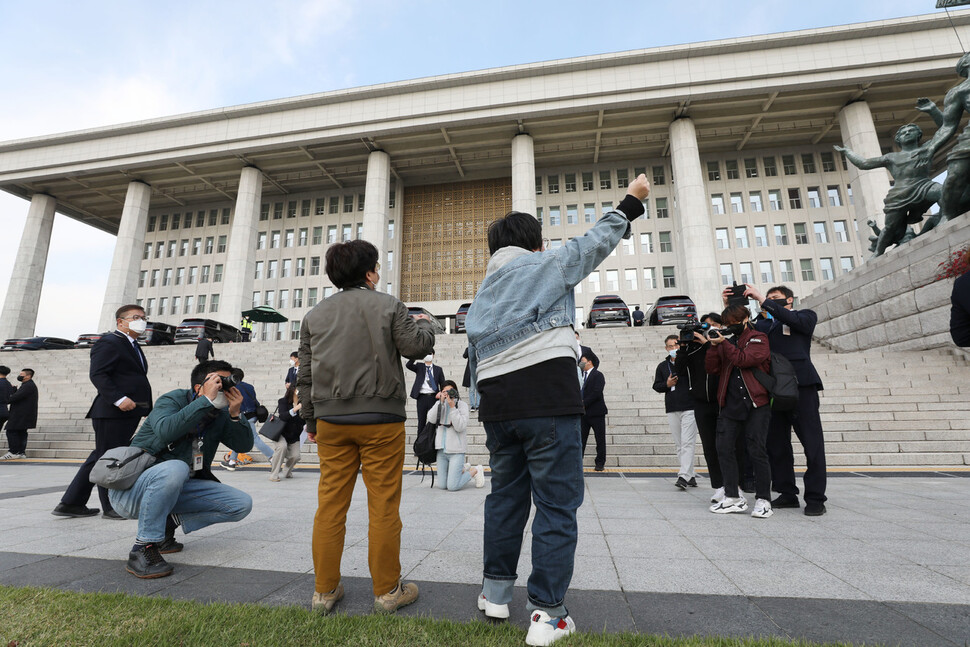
[{"x1": 89, "y1": 446, "x2": 157, "y2": 490}]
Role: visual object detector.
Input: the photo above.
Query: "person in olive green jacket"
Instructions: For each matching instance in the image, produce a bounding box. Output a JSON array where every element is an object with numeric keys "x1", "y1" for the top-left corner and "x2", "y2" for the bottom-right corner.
[{"x1": 109, "y1": 360, "x2": 254, "y2": 579}]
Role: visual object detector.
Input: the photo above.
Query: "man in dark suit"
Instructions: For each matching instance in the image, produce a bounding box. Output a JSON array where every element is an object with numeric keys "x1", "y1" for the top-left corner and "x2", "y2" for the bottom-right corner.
[
  {"x1": 285, "y1": 351, "x2": 299, "y2": 389},
  {"x1": 579, "y1": 349, "x2": 607, "y2": 471},
  {"x1": 0, "y1": 365, "x2": 14, "y2": 436},
  {"x1": 1, "y1": 368, "x2": 38, "y2": 460},
  {"x1": 53, "y1": 305, "x2": 153, "y2": 519},
  {"x1": 195, "y1": 336, "x2": 214, "y2": 363},
  {"x1": 745, "y1": 284, "x2": 827, "y2": 516},
  {"x1": 406, "y1": 353, "x2": 445, "y2": 435}
]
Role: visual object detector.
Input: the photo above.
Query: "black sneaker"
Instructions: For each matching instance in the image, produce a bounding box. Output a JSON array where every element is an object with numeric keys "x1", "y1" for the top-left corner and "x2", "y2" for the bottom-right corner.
[
  {"x1": 771, "y1": 495, "x2": 801, "y2": 509},
  {"x1": 220, "y1": 460, "x2": 236, "y2": 471},
  {"x1": 594, "y1": 465, "x2": 605, "y2": 472},
  {"x1": 51, "y1": 503, "x2": 99, "y2": 518},
  {"x1": 804, "y1": 503, "x2": 826, "y2": 516},
  {"x1": 157, "y1": 536, "x2": 184, "y2": 554},
  {"x1": 126, "y1": 544, "x2": 174, "y2": 579},
  {"x1": 687, "y1": 477, "x2": 698, "y2": 487},
  {"x1": 674, "y1": 477, "x2": 688, "y2": 490},
  {"x1": 102, "y1": 509, "x2": 125, "y2": 520}
]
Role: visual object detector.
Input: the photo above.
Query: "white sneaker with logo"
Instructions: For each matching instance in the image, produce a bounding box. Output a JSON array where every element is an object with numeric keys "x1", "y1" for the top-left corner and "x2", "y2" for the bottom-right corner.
[
  {"x1": 0, "y1": 452, "x2": 16, "y2": 460},
  {"x1": 710, "y1": 487, "x2": 726, "y2": 503},
  {"x1": 751, "y1": 498, "x2": 774, "y2": 519},
  {"x1": 709, "y1": 496, "x2": 748, "y2": 514},
  {"x1": 473, "y1": 465, "x2": 485, "y2": 489},
  {"x1": 526, "y1": 610, "x2": 576, "y2": 646},
  {"x1": 477, "y1": 593, "x2": 509, "y2": 619}
]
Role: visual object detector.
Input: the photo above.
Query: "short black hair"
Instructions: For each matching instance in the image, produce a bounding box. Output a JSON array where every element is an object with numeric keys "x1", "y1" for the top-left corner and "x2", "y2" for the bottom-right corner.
[
  {"x1": 325, "y1": 239, "x2": 379, "y2": 289},
  {"x1": 700, "y1": 312, "x2": 722, "y2": 324},
  {"x1": 191, "y1": 360, "x2": 234, "y2": 387},
  {"x1": 21, "y1": 368, "x2": 34, "y2": 378},
  {"x1": 665, "y1": 335, "x2": 679, "y2": 344},
  {"x1": 720, "y1": 305, "x2": 750, "y2": 325},
  {"x1": 0, "y1": 365, "x2": 9, "y2": 376},
  {"x1": 487, "y1": 211, "x2": 542, "y2": 255},
  {"x1": 115, "y1": 304, "x2": 145, "y2": 321},
  {"x1": 766, "y1": 285, "x2": 794, "y2": 300},
  {"x1": 441, "y1": 380, "x2": 458, "y2": 391},
  {"x1": 290, "y1": 351, "x2": 298, "y2": 359}
]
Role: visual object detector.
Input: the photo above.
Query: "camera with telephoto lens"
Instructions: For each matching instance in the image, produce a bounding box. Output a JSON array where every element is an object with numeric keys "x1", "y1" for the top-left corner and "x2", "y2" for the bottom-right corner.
[
  {"x1": 445, "y1": 387, "x2": 459, "y2": 401},
  {"x1": 219, "y1": 370, "x2": 241, "y2": 392},
  {"x1": 676, "y1": 318, "x2": 710, "y2": 343},
  {"x1": 727, "y1": 281, "x2": 748, "y2": 307}
]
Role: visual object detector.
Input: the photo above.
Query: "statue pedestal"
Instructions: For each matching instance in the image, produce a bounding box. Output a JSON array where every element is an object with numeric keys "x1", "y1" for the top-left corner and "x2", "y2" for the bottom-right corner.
[{"x1": 802, "y1": 217, "x2": 970, "y2": 354}]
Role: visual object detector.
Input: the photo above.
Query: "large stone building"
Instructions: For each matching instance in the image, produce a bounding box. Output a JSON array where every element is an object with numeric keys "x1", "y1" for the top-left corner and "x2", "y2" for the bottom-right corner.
[{"x1": 1, "y1": 11, "x2": 968, "y2": 340}]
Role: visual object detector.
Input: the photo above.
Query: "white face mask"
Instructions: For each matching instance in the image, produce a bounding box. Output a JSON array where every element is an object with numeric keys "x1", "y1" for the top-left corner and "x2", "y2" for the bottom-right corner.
[
  {"x1": 289, "y1": 359, "x2": 296, "y2": 367},
  {"x1": 127, "y1": 319, "x2": 147, "y2": 336},
  {"x1": 210, "y1": 391, "x2": 230, "y2": 410},
  {"x1": 668, "y1": 349, "x2": 677, "y2": 358},
  {"x1": 423, "y1": 355, "x2": 433, "y2": 364}
]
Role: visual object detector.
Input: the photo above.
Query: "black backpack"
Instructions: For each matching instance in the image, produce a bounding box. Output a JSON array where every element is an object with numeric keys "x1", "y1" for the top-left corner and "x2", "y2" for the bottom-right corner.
[
  {"x1": 413, "y1": 405, "x2": 440, "y2": 486},
  {"x1": 753, "y1": 353, "x2": 799, "y2": 412}
]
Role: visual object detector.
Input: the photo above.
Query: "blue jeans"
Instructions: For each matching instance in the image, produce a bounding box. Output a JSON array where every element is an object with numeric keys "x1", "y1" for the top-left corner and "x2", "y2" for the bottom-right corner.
[
  {"x1": 468, "y1": 381, "x2": 481, "y2": 409},
  {"x1": 109, "y1": 460, "x2": 252, "y2": 543},
  {"x1": 482, "y1": 415, "x2": 584, "y2": 617},
  {"x1": 229, "y1": 417, "x2": 274, "y2": 462},
  {"x1": 436, "y1": 450, "x2": 472, "y2": 491}
]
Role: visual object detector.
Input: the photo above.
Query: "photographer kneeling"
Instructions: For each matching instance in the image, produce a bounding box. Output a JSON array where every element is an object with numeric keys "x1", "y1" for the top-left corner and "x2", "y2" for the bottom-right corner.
[
  {"x1": 109, "y1": 360, "x2": 255, "y2": 578},
  {"x1": 429, "y1": 380, "x2": 484, "y2": 491}
]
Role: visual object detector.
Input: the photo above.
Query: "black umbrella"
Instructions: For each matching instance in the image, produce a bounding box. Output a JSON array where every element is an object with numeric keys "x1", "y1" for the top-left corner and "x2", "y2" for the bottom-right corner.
[{"x1": 241, "y1": 305, "x2": 288, "y2": 323}]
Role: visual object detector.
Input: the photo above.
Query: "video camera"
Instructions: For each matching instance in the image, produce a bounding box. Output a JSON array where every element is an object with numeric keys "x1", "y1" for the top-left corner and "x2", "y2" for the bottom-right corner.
[
  {"x1": 727, "y1": 281, "x2": 748, "y2": 307},
  {"x1": 676, "y1": 317, "x2": 710, "y2": 343}
]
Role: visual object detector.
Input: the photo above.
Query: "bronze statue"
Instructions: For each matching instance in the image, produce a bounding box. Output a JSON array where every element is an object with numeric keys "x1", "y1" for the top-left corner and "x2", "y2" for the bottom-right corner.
[{"x1": 835, "y1": 121, "x2": 941, "y2": 257}]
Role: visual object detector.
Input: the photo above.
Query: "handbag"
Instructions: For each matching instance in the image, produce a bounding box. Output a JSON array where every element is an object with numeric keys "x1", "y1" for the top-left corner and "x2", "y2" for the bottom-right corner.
[
  {"x1": 258, "y1": 406, "x2": 286, "y2": 441},
  {"x1": 89, "y1": 446, "x2": 156, "y2": 490}
]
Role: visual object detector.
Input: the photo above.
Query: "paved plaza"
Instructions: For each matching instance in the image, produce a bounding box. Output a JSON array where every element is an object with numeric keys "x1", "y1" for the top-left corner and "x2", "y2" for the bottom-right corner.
[{"x1": 1, "y1": 462, "x2": 968, "y2": 646}]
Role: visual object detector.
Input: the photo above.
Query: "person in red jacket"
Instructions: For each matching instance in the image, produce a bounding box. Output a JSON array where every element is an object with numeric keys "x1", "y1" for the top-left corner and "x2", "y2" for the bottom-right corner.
[{"x1": 704, "y1": 304, "x2": 773, "y2": 518}]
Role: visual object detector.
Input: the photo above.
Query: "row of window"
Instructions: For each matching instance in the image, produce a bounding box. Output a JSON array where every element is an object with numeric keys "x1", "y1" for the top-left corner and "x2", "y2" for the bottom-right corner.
[
  {"x1": 706, "y1": 151, "x2": 847, "y2": 182},
  {"x1": 255, "y1": 221, "x2": 395, "y2": 249},
  {"x1": 715, "y1": 221, "x2": 852, "y2": 249},
  {"x1": 143, "y1": 237, "x2": 227, "y2": 260},
  {"x1": 537, "y1": 199, "x2": 663, "y2": 226},
  {"x1": 251, "y1": 286, "x2": 332, "y2": 311},
  {"x1": 537, "y1": 166, "x2": 667, "y2": 195},
  {"x1": 147, "y1": 208, "x2": 232, "y2": 233},
  {"x1": 258, "y1": 191, "x2": 397, "y2": 221},
  {"x1": 711, "y1": 185, "x2": 851, "y2": 214},
  {"x1": 582, "y1": 267, "x2": 678, "y2": 292},
  {"x1": 140, "y1": 294, "x2": 220, "y2": 318},
  {"x1": 719, "y1": 256, "x2": 855, "y2": 285},
  {"x1": 139, "y1": 265, "x2": 224, "y2": 288}
]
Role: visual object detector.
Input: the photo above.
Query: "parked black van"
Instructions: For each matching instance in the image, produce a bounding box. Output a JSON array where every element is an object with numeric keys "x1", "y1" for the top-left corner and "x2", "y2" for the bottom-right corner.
[
  {"x1": 144, "y1": 322, "x2": 177, "y2": 345},
  {"x1": 174, "y1": 318, "x2": 241, "y2": 344}
]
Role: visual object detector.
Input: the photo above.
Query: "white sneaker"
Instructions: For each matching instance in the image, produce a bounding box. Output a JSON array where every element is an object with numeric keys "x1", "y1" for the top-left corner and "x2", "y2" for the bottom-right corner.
[
  {"x1": 526, "y1": 610, "x2": 576, "y2": 646},
  {"x1": 751, "y1": 498, "x2": 773, "y2": 519},
  {"x1": 0, "y1": 452, "x2": 16, "y2": 460},
  {"x1": 477, "y1": 593, "x2": 509, "y2": 619},
  {"x1": 474, "y1": 465, "x2": 485, "y2": 489},
  {"x1": 710, "y1": 487, "x2": 726, "y2": 503},
  {"x1": 709, "y1": 497, "x2": 748, "y2": 514},
  {"x1": 14, "y1": 454, "x2": 26, "y2": 459}
]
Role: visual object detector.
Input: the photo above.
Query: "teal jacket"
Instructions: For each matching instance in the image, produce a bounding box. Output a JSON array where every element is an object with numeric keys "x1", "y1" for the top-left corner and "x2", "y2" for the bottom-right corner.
[{"x1": 130, "y1": 389, "x2": 253, "y2": 469}]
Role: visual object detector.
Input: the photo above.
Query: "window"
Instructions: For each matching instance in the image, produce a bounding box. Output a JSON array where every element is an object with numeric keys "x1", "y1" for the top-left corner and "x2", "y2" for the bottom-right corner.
[
  {"x1": 780, "y1": 259, "x2": 795, "y2": 282},
  {"x1": 535, "y1": 176, "x2": 542, "y2": 195},
  {"x1": 315, "y1": 198, "x2": 326, "y2": 216},
  {"x1": 641, "y1": 198, "x2": 649, "y2": 218},
  {"x1": 159, "y1": 297, "x2": 167, "y2": 316},
  {"x1": 659, "y1": 231, "x2": 673, "y2": 253},
  {"x1": 285, "y1": 201, "x2": 296, "y2": 219},
  {"x1": 800, "y1": 258, "x2": 815, "y2": 281},
  {"x1": 310, "y1": 257, "x2": 321, "y2": 275},
  {"x1": 725, "y1": 160, "x2": 739, "y2": 180},
  {"x1": 167, "y1": 241, "x2": 176, "y2": 258},
  {"x1": 548, "y1": 207, "x2": 561, "y2": 226},
  {"x1": 267, "y1": 260, "x2": 277, "y2": 279},
  {"x1": 213, "y1": 264, "x2": 223, "y2": 282},
  {"x1": 260, "y1": 204, "x2": 269, "y2": 221},
  {"x1": 730, "y1": 193, "x2": 743, "y2": 213},
  {"x1": 147, "y1": 216, "x2": 156, "y2": 233},
  {"x1": 616, "y1": 169, "x2": 629, "y2": 188},
  {"x1": 290, "y1": 321, "x2": 301, "y2": 341},
  {"x1": 840, "y1": 256, "x2": 855, "y2": 273},
  {"x1": 273, "y1": 203, "x2": 283, "y2": 219},
  {"x1": 208, "y1": 209, "x2": 218, "y2": 226},
  {"x1": 794, "y1": 223, "x2": 809, "y2": 244},
  {"x1": 807, "y1": 187, "x2": 822, "y2": 208},
  {"x1": 221, "y1": 208, "x2": 231, "y2": 225},
  {"x1": 197, "y1": 295, "x2": 206, "y2": 313},
  {"x1": 150, "y1": 269, "x2": 159, "y2": 287},
  {"x1": 387, "y1": 250, "x2": 394, "y2": 271},
  {"x1": 328, "y1": 197, "x2": 339, "y2": 214},
  {"x1": 298, "y1": 228, "x2": 308, "y2": 246},
  {"x1": 744, "y1": 158, "x2": 758, "y2": 178},
  {"x1": 782, "y1": 155, "x2": 797, "y2": 175},
  {"x1": 759, "y1": 261, "x2": 774, "y2": 283},
  {"x1": 205, "y1": 237, "x2": 214, "y2": 254},
  {"x1": 801, "y1": 153, "x2": 816, "y2": 174},
  {"x1": 606, "y1": 270, "x2": 619, "y2": 291},
  {"x1": 547, "y1": 175, "x2": 559, "y2": 194},
  {"x1": 282, "y1": 259, "x2": 292, "y2": 278},
  {"x1": 788, "y1": 188, "x2": 802, "y2": 209},
  {"x1": 754, "y1": 225, "x2": 768, "y2": 247},
  {"x1": 774, "y1": 224, "x2": 789, "y2": 245},
  {"x1": 201, "y1": 265, "x2": 210, "y2": 283},
  {"x1": 343, "y1": 196, "x2": 354, "y2": 213},
  {"x1": 192, "y1": 238, "x2": 201, "y2": 255},
  {"x1": 655, "y1": 197, "x2": 668, "y2": 218},
  {"x1": 146, "y1": 298, "x2": 155, "y2": 316},
  {"x1": 847, "y1": 185, "x2": 853, "y2": 205},
  {"x1": 588, "y1": 271, "x2": 600, "y2": 292},
  {"x1": 584, "y1": 204, "x2": 596, "y2": 224},
  {"x1": 342, "y1": 224, "x2": 352, "y2": 242},
  {"x1": 138, "y1": 270, "x2": 147, "y2": 288},
  {"x1": 159, "y1": 215, "x2": 168, "y2": 231},
  {"x1": 768, "y1": 190, "x2": 782, "y2": 211},
  {"x1": 715, "y1": 228, "x2": 730, "y2": 249},
  {"x1": 566, "y1": 205, "x2": 578, "y2": 225},
  {"x1": 324, "y1": 287, "x2": 334, "y2": 298},
  {"x1": 599, "y1": 170, "x2": 612, "y2": 190},
  {"x1": 749, "y1": 191, "x2": 763, "y2": 212},
  {"x1": 640, "y1": 232, "x2": 654, "y2": 253},
  {"x1": 217, "y1": 235, "x2": 227, "y2": 253},
  {"x1": 296, "y1": 258, "x2": 306, "y2": 277},
  {"x1": 388, "y1": 220, "x2": 395, "y2": 239},
  {"x1": 196, "y1": 210, "x2": 206, "y2": 227},
  {"x1": 188, "y1": 266, "x2": 198, "y2": 285},
  {"x1": 264, "y1": 290, "x2": 275, "y2": 308},
  {"x1": 327, "y1": 225, "x2": 337, "y2": 244},
  {"x1": 707, "y1": 161, "x2": 721, "y2": 181},
  {"x1": 821, "y1": 152, "x2": 837, "y2": 172},
  {"x1": 307, "y1": 288, "x2": 318, "y2": 307},
  {"x1": 735, "y1": 227, "x2": 749, "y2": 248},
  {"x1": 253, "y1": 291, "x2": 261, "y2": 308},
  {"x1": 285, "y1": 229, "x2": 294, "y2": 247},
  {"x1": 300, "y1": 199, "x2": 311, "y2": 218},
  {"x1": 624, "y1": 268, "x2": 637, "y2": 290},
  {"x1": 562, "y1": 173, "x2": 576, "y2": 192},
  {"x1": 643, "y1": 267, "x2": 657, "y2": 289},
  {"x1": 622, "y1": 238, "x2": 634, "y2": 255},
  {"x1": 820, "y1": 257, "x2": 835, "y2": 281},
  {"x1": 208, "y1": 293, "x2": 219, "y2": 313},
  {"x1": 279, "y1": 290, "x2": 289, "y2": 310},
  {"x1": 290, "y1": 289, "x2": 302, "y2": 308},
  {"x1": 179, "y1": 239, "x2": 188, "y2": 256},
  {"x1": 827, "y1": 186, "x2": 843, "y2": 207},
  {"x1": 711, "y1": 194, "x2": 725, "y2": 215},
  {"x1": 143, "y1": 243, "x2": 151, "y2": 260},
  {"x1": 814, "y1": 222, "x2": 828, "y2": 244},
  {"x1": 763, "y1": 156, "x2": 778, "y2": 177},
  {"x1": 652, "y1": 166, "x2": 665, "y2": 185},
  {"x1": 662, "y1": 266, "x2": 676, "y2": 288},
  {"x1": 600, "y1": 202, "x2": 613, "y2": 216},
  {"x1": 312, "y1": 227, "x2": 322, "y2": 245},
  {"x1": 582, "y1": 172, "x2": 594, "y2": 191},
  {"x1": 269, "y1": 231, "x2": 279, "y2": 248},
  {"x1": 536, "y1": 207, "x2": 543, "y2": 225},
  {"x1": 739, "y1": 262, "x2": 754, "y2": 284},
  {"x1": 834, "y1": 220, "x2": 849, "y2": 242},
  {"x1": 162, "y1": 268, "x2": 172, "y2": 286},
  {"x1": 184, "y1": 296, "x2": 193, "y2": 315}
]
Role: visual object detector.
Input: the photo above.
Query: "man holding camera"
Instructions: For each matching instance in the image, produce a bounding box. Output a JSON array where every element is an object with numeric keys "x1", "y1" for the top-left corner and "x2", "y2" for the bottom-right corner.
[
  {"x1": 108, "y1": 360, "x2": 254, "y2": 578},
  {"x1": 653, "y1": 335, "x2": 697, "y2": 490}
]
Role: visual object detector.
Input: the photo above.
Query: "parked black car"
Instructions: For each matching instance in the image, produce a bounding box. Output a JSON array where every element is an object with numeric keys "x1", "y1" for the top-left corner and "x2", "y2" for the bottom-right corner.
[
  {"x1": 455, "y1": 303, "x2": 472, "y2": 333},
  {"x1": 174, "y1": 318, "x2": 241, "y2": 344},
  {"x1": 586, "y1": 295, "x2": 631, "y2": 328},
  {"x1": 646, "y1": 295, "x2": 697, "y2": 325},
  {"x1": 144, "y1": 321, "x2": 177, "y2": 345},
  {"x1": 75, "y1": 333, "x2": 106, "y2": 348},
  {"x1": 1, "y1": 336, "x2": 77, "y2": 351},
  {"x1": 407, "y1": 306, "x2": 446, "y2": 334}
]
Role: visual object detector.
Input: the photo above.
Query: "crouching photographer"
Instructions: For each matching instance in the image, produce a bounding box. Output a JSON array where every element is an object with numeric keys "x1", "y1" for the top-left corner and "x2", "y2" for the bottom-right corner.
[{"x1": 108, "y1": 360, "x2": 254, "y2": 579}]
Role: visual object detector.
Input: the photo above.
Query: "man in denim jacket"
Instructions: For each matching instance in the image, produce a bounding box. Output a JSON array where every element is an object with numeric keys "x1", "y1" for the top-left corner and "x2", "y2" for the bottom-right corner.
[{"x1": 466, "y1": 173, "x2": 649, "y2": 646}]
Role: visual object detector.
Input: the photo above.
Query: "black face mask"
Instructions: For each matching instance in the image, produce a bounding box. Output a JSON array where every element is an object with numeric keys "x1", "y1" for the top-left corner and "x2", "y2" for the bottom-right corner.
[
  {"x1": 723, "y1": 323, "x2": 746, "y2": 337},
  {"x1": 16, "y1": 375, "x2": 25, "y2": 382},
  {"x1": 770, "y1": 298, "x2": 789, "y2": 308}
]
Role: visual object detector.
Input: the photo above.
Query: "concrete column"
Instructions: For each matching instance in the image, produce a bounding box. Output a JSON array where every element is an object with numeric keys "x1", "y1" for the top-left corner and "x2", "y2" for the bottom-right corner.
[
  {"x1": 99, "y1": 181, "x2": 152, "y2": 331},
  {"x1": 668, "y1": 118, "x2": 721, "y2": 314},
  {"x1": 0, "y1": 194, "x2": 57, "y2": 341},
  {"x1": 838, "y1": 100, "x2": 892, "y2": 234},
  {"x1": 221, "y1": 167, "x2": 262, "y2": 324},
  {"x1": 361, "y1": 150, "x2": 392, "y2": 288},
  {"x1": 511, "y1": 133, "x2": 536, "y2": 216}
]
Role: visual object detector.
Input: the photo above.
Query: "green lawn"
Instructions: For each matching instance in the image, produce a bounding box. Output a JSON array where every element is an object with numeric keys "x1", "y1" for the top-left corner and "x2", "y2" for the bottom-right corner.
[{"x1": 0, "y1": 585, "x2": 855, "y2": 647}]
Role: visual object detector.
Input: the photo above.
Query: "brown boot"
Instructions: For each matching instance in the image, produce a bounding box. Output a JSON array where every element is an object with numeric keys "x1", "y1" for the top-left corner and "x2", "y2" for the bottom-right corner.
[{"x1": 373, "y1": 581, "x2": 418, "y2": 614}]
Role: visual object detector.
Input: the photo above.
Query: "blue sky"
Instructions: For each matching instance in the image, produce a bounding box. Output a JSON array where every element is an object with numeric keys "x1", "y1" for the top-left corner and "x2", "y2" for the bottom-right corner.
[{"x1": 0, "y1": 0, "x2": 945, "y2": 338}]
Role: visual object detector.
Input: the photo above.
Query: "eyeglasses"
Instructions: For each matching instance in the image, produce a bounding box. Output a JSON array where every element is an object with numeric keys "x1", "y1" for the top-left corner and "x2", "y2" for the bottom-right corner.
[
  {"x1": 123, "y1": 315, "x2": 149, "y2": 322},
  {"x1": 374, "y1": 262, "x2": 381, "y2": 272}
]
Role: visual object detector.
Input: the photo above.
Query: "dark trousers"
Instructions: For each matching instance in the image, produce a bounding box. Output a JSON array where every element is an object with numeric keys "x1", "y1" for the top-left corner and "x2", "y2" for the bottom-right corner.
[
  {"x1": 716, "y1": 407, "x2": 771, "y2": 500},
  {"x1": 61, "y1": 417, "x2": 140, "y2": 512},
  {"x1": 766, "y1": 386, "x2": 827, "y2": 504},
  {"x1": 0, "y1": 415, "x2": 7, "y2": 434},
  {"x1": 580, "y1": 414, "x2": 607, "y2": 469},
  {"x1": 694, "y1": 401, "x2": 746, "y2": 490},
  {"x1": 414, "y1": 393, "x2": 438, "y2": 436},
  {"x1": 6, "y1": 428, "x2": 28, "y2": 454}
]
